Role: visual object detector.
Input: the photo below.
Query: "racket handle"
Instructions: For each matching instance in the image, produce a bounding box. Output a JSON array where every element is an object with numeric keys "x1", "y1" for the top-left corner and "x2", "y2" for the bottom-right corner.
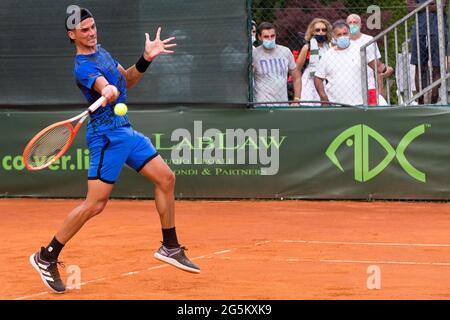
[{"x1": 88, "y1": 96, "x2": 107, "y2": 113}]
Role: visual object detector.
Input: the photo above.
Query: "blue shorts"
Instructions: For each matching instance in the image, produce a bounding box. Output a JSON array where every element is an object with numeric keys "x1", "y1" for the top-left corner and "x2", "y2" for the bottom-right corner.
[{"x1": 86, "y1": 125, "x2": 158, "y2": 184}]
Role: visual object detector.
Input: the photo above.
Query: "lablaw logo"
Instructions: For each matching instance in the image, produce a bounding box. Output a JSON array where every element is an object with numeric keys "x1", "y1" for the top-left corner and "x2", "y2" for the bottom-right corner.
[
  {"x1": 325, "y1": 124, "x2": 428, "y2": 183},
  {"x1": 170, "y1": 121, "x2": 284, "y2": 175}
]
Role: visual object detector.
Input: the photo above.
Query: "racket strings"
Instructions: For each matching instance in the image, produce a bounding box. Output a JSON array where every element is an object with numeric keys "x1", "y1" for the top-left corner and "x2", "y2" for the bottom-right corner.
[{"x1": 26, "y1": 124, "x2": 72, "y2": 168}]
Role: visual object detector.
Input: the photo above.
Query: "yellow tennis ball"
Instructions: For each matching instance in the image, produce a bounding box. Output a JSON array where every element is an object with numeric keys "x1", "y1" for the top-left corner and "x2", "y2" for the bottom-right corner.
[{"x1": 114, "y1": 103, "x2": 128, "y2": 116}]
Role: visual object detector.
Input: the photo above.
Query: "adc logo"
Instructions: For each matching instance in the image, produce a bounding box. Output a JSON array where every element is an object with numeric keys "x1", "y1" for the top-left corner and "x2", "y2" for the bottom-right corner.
[{"x1": 325, "y1": 124, "x2": 428, "y2": 183}]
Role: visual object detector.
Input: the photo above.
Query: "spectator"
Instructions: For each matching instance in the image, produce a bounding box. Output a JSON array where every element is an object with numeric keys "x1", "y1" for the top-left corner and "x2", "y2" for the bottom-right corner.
[
  {"x1": 252, "y1": 22, "x2": 301, "y2": 105},
  {"x1": 347, "y1": 14, "x2": 393, "y2": 106},
  {"x1": 251, "y1": 20, "x2": 257, "y2": 48},
  {"x1": 408, "y1": 0, "x2": 448, "y2": 104},
  {"x1": 287, "y1": 31, "x2": 306, "y2": 100},
  {"x1": 314, "y1": 20, "x2": 381, "y2": 106},
  {"x1": 296, "y1": 18, "x2": 332, "y2": 105}
]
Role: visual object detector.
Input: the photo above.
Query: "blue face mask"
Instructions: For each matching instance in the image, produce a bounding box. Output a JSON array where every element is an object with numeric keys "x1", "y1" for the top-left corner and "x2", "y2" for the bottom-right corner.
[
  {"x1": 349, "y1": 24, "x2": 360, "y2": 35},
  {"x1": 262, "y1": 39, "x2": 276, "y2": 50},
  {"x1": 336, "y1": 36, "x2": 350, "y2": 49}
]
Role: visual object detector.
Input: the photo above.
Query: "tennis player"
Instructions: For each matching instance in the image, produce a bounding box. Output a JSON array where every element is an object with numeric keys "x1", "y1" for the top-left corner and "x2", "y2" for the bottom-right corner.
[{"x1": 30, "y1": 7, "x2": 200, "y2": 293}]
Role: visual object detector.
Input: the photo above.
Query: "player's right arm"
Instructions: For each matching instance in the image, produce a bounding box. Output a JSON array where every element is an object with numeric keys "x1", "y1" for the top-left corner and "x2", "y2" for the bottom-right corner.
[{"x1": 93, "y1": 76, "x2": 119, "y2": 106}]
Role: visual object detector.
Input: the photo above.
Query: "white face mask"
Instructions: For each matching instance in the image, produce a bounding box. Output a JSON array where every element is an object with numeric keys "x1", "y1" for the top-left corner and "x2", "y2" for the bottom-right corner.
[{"x1": 251, "y1": 35, "x2": 256, "y2": 44}]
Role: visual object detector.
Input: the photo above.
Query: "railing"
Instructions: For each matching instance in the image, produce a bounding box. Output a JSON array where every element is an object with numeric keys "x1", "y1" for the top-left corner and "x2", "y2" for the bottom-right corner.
[{"x1": 360, "y1": 0, "x2": 448, "y2": 106}]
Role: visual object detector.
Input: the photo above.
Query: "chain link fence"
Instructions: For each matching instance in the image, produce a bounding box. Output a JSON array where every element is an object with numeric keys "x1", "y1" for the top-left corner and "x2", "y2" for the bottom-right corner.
[
  {"x1": 1, "y1": 1, "x2": 447, "y2": 107},
  {"x1": 251, "y1": 0, "x2": 449, "y2": 107}
]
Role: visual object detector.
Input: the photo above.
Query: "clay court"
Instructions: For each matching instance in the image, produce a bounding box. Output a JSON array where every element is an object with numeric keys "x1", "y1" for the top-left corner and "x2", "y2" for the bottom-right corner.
[{"x1": 1, "y1": 198, "x2": 450, "y2": 300}]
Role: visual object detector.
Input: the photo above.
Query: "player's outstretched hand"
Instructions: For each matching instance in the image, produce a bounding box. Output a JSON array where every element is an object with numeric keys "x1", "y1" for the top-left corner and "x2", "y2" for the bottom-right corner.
[{"x1": 143, "y1": 27, "x2": 177, "y2": 61}]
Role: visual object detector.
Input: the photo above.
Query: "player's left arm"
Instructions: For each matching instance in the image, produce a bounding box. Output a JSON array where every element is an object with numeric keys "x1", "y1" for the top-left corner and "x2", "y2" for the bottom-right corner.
[{"x1": 118, "y1": 27, "x2": 177, "y2": 89}]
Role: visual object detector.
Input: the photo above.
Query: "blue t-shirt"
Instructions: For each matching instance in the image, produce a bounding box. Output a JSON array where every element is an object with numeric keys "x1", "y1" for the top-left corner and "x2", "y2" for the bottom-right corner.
[{"x1": 74, "y1": 44, "x2": 130, "y2": 134}]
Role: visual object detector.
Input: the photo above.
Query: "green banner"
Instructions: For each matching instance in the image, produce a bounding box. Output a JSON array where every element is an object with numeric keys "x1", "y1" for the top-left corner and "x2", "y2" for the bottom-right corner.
[{"x1": 2, "y1": 106, "x2": 450, "y2": 199}]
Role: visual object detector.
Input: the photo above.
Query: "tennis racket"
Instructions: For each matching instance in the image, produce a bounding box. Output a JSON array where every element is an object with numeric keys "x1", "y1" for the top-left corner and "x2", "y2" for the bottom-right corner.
[{"x1": 23, "y1": 96, "x2": 106, "y2": 171}]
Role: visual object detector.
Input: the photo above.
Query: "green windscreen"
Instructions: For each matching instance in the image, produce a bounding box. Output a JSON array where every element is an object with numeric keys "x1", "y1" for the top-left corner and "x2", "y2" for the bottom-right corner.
[{"x1": 0, "y1": 0, "x2": 249, "y2": 105}]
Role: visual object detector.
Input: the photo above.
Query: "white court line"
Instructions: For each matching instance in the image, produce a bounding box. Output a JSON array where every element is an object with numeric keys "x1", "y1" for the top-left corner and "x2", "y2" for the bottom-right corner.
[
  {"x1": 255, "y1": 241, "x2": 271, "y2": 246},
  {"x1": 147, "y1": 264, "x2": 170, "y2": 271},
  {"x1": 66, "y1": 278, "x2": 107, "y2": 290},
  {"x1": 214, "y1": 250, "x2": 232, "y2": 255},
  {"x1": 19, "y1": 238, "x2": 449, "y2": 299},
  {"x1": 191, "y1": 255, "x2": 209, "y2": 260},
  {"x1": 16, "y1": 248, "x2": 235, "y2": 300},
  {"x1": 15, "y1": 291, "x2": 49, "y2": 300},
  {"x1": 277, "y1": 240, "x2": 450, "y2": 248},
  {"x1": 320, "y1": 259, "x2": 450, "y2": 266},
  {"x1": 213, "y1": 256, "x2": 450, "y2": 267},
  {"x1": 78, "y1": 277, "x2": 106, "y2": 286}
]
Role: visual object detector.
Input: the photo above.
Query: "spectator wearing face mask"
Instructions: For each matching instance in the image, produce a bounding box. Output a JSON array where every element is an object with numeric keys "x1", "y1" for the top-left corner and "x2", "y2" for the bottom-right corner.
[
  {"x1": 347, "y1": 14, "x2": 393, "y2": 106},
  {"x1": 296, "y1": 18, "x2": 332, "y2": 105},
  {"x1": 314, "y1": 20, "x2": 380, "y2": 106},
  {"x1": 252, "y1": 22, "x2": 301, "y2": 104},
  {"x1": 251, "y1": 20, "x2": 257, "y2": 48},
  {"x1": 408, "y1": 0, "x2": 448, "y2": 104}
]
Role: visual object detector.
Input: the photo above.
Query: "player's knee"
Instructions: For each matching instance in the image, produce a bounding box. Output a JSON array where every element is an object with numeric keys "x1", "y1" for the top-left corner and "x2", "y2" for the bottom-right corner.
[
  {"x1": 83, "y1": 199, "x2": 107, "y2": 218},
  {"x1": 165, "y1": 171, "x2": 176, "y2": 190},
  {"x1": 169, "y1": 170, "x2": 176, "y2": 184},
  {"x1": 157, "y1": 171, "x2": 176, "y2": 192},
  {"x1": 92, "y1": 200, "x2": 108, "y2": 216}
]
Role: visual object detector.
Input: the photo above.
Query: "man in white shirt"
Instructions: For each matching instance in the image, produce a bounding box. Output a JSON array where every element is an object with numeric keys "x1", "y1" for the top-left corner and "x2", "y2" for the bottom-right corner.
[
  {"x1": 252, "y1": 22, "x2": 301, "y2": 104},
  {"x1": 314, "y1": 20, "x2": 390, "y2": 106},
  {"x1": 347, "y1": 14, "x2": 394, "y2": 105}
]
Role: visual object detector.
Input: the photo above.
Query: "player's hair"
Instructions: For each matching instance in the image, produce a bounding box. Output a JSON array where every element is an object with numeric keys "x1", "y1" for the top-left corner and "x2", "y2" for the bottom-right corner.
[
  {"x1": 65, "y1": 7, "x2": 94, "y2": 43},
  {"x1": 257, "y1": 22, "x2": 275, "y2": 36}
]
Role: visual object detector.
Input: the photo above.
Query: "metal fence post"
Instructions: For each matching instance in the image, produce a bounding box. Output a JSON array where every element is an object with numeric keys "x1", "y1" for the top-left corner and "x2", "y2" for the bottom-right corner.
[
  {"x1": 437, "y1": 0, "x2": 448, "y2": 104},
  {"x1": 361, "y1": 47, "x2": 369, "y2": 106}
]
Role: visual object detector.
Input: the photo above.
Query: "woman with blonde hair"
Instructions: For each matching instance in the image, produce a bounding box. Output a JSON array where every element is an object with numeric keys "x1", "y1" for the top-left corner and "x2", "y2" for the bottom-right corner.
[{"x1": 296, "y1": 18, "x2": 332, "y2": 105}]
